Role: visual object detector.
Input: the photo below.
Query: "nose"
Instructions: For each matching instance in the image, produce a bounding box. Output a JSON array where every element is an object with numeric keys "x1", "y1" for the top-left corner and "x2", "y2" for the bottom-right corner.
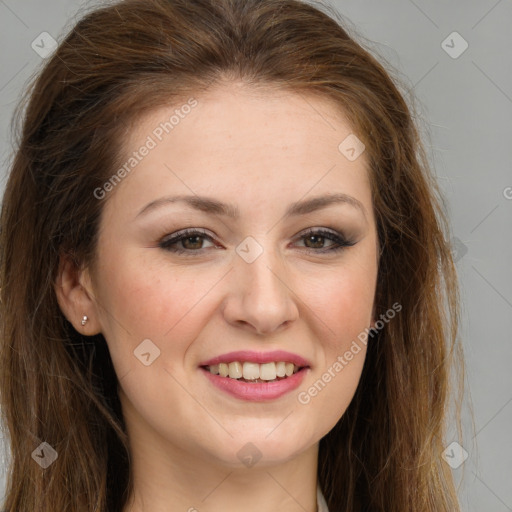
[{"x1": 222, "y1": 241, "x2": 299, "y2": 336}]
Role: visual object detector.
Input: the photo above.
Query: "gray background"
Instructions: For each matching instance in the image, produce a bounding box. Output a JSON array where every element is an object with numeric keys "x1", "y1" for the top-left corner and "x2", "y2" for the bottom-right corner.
[{"x1": 0, "y1": 0, "x2": 511, "y2": 510}]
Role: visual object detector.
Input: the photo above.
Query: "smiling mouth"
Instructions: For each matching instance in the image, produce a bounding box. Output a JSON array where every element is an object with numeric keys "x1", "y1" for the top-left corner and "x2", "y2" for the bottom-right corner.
[{"x1": 202, "y1": 361, "x2": 306, "y2": 383}]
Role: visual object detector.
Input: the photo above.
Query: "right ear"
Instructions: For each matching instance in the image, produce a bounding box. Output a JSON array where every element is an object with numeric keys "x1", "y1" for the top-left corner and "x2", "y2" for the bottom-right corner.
[{"x1": 54, "y1": 251, "x2": 102, "y2": 335}]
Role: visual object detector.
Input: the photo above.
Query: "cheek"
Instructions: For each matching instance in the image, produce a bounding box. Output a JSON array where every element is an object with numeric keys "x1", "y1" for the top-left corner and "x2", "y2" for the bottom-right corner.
[
  {"x1": 295, "y1": 258, "x2": 374, "y2": 422},
  {"x1": 303, "y1": 260, "x2": 376, "y2": 345},
  {"x1": 311, "y1": 274, "x2": 371, "y2": 375},
  {"x1": 94, "y1": 253, "x2": 217, "y2": 360},
  {"x1": 297, "y1": 272, "x2": 370, "y2": 432}
]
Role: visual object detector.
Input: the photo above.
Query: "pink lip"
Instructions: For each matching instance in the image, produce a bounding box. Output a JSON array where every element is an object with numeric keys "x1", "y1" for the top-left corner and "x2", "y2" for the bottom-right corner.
[
  {"x1": 199, "y1": 350, "x2": 311, "y2": 368},
  {"x1": 201, "y1": 366, "x2": 309, "y2": 401}
]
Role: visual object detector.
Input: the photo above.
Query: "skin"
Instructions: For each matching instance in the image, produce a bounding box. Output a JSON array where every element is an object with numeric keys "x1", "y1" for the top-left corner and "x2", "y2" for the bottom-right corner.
[{"x1": 55, "y1": 81, "x2": 379, "y2": 512}]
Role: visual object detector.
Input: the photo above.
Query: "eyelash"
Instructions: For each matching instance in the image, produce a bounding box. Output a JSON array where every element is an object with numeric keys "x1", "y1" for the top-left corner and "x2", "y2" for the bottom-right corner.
[{"x1": 158, "y1": 228, "x2": 356, "y2": 255}]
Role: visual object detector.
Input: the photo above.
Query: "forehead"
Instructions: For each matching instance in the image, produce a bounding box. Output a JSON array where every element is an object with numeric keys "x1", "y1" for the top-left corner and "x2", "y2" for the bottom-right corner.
[
  {"x1": 105, "y1": 82, "x2": 373, "y2": 223},
  {"x1": 124, "y1": 81, "x2": 358, "y2": 162}
]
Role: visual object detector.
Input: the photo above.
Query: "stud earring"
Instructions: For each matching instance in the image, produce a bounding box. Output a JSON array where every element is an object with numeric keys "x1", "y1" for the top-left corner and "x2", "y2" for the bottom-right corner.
[{"x1": 81, "y1": 315, "x2": 88, "y2": 326}]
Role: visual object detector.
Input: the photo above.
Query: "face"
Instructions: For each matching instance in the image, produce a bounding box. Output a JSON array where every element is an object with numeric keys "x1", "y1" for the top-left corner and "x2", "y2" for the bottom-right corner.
[{"x1": 86, "y1": 82, "x2": 378, "y2": 469}]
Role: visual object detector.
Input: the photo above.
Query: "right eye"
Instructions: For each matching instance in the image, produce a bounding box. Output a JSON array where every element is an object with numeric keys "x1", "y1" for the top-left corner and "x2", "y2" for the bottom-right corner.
[{"x1": 158, "y1": 228, "x2": 217, "y2": 255}]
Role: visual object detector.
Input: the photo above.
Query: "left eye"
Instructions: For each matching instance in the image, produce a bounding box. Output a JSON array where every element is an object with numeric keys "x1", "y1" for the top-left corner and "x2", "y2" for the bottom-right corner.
[{"x1": 158, "y1": 228, "x2": 355, "y2": 255}]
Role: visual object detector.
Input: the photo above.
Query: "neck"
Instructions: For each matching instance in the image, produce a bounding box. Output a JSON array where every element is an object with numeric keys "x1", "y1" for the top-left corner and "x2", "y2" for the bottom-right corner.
[{"x1": 121, "y1": 421, "x2": 319, "y2": 512}]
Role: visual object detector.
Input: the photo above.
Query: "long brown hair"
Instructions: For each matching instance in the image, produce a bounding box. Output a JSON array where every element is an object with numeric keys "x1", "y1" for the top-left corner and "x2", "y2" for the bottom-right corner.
[{"x1": 0, "y1": 0, "x2": 465, "y2": 510}]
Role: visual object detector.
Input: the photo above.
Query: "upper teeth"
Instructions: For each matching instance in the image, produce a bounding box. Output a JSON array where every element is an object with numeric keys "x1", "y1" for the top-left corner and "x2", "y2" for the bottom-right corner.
[{"x1": 207, "y1": 361, "x2": 299, "y2": 380}]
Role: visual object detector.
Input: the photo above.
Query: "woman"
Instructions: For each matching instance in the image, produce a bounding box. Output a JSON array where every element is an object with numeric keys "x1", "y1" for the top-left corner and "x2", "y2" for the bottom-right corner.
[{"x1": 0, "y1": 0, "x2": 465, "y2": 510}]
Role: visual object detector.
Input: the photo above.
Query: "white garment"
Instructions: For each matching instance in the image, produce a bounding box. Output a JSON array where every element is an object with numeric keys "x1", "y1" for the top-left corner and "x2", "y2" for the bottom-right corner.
[{"x1": 317, "y1": 485, "x2": 329, "y2": 512}]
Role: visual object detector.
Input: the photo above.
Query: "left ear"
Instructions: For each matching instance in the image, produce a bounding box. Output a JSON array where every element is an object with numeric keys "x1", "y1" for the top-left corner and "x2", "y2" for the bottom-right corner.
[{"x1": 54, "y1": 251, "x2": 103, "y2": 336}]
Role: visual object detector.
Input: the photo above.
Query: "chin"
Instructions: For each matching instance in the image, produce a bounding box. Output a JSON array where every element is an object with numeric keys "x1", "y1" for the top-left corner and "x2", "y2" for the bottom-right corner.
[{"x1": 203, "y1": 426, "x2": 316, "y2": 469}]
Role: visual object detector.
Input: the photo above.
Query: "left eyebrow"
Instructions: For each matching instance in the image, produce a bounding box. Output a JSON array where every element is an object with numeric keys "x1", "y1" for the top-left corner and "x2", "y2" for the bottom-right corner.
[{"x1": 284, "y1": 192, "x2": 367, "y2": 221}]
